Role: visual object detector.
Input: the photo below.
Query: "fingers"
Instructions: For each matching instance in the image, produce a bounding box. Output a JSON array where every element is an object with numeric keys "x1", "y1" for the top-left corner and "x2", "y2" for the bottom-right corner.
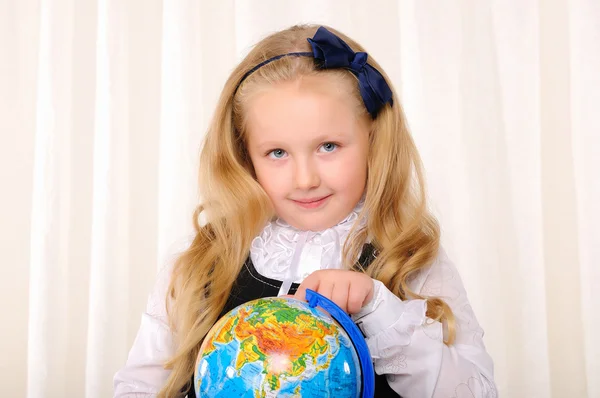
[
  {"x1": 293, "y1": 270, "x2": 373, "y2": 314},
  {"x1": 298, "y1": 280, "x2": 349, "y2": 313},
  {"x1": 318, "y1": 280, "x2": 335, "y2": 307},
  {"x1": 346, "y1": 283, "x2": 368, "y2": 314},
  {"x1": 294, "y1": 273, "x2": 320, "y2": 301},
  {"x1": 331, "y1": 280, "x2": 350, "y2": 313}
]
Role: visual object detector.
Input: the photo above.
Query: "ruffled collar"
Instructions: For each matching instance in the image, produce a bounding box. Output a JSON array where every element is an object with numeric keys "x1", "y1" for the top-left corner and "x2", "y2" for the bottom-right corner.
[{"x1": 250, "y1": 200, "x2": 366, "y2": 294}]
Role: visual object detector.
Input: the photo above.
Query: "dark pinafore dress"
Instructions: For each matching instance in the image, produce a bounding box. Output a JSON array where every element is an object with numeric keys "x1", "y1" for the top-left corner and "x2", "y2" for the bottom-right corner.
[{"x1": 184, "y1": 243, "x2": 400, "y2": 397}]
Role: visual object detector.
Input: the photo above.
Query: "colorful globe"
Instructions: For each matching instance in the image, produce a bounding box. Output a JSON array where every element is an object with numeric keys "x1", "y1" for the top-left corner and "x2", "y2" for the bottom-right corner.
[{"x1": 194, "y1": 296, "x2": 363, "y2": 397}]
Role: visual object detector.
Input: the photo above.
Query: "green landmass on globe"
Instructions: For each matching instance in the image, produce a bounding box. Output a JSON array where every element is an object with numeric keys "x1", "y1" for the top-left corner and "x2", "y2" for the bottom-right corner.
[{"x1": 195, "y1": 296, "x2": 362, "y2": 397}]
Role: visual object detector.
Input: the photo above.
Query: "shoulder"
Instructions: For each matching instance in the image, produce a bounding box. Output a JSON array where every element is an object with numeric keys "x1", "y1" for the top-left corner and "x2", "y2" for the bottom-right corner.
[
  {"x1": 156, "y1": 234, "x2": 195, "y2": 281},
  {"x1": 406, "y1": 246, "x2": 462, "y2": 297},
  {"x1": 147, "y1": 234, "x2": 195, "y2": 319}
]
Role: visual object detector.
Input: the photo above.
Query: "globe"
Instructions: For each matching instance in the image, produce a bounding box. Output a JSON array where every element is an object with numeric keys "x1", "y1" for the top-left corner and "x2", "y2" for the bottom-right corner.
[{"x1": 194, "y1": 295, "x2": 365, "y2": 397}]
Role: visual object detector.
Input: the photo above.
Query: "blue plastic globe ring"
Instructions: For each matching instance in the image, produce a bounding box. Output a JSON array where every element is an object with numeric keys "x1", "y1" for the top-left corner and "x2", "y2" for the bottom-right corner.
[{"x1": 305, "y1": 289, "x2": 375, "y2": 398}]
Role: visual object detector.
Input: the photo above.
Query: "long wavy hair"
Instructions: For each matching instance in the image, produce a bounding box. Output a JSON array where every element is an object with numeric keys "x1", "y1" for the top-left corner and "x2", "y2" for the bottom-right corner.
[{"x1": 159, "y1": 24, "x2": 455, "y2": 397}]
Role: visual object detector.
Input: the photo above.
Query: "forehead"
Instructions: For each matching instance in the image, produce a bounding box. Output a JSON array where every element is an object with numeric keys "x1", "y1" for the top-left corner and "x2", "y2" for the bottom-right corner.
[{"x1": 244, "y1": 75, "x2": 368, "y2": 147}]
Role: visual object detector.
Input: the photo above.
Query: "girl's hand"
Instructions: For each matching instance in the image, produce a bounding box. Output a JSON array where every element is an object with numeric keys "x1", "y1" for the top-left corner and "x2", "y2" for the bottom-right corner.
[{"x1": 293, "y1": 269, "x2": 374, "y2": 314}]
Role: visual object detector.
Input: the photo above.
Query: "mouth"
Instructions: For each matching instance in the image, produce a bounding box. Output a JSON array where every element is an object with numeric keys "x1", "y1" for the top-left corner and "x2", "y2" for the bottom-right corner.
[{"x1": 291, "y1": 194, "x2": 333, "y2": 209}]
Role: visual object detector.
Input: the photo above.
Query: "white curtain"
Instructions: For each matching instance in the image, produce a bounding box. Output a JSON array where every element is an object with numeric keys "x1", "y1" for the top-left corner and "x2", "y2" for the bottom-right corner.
[{"x1": 1, "y1": 1, "x2": 598, "y2": 397}]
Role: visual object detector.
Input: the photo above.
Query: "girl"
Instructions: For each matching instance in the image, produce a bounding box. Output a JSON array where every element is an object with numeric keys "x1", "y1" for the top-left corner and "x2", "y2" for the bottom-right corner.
[{"x1": 114, "y1": 25, "x2": 496, "y2": 397}]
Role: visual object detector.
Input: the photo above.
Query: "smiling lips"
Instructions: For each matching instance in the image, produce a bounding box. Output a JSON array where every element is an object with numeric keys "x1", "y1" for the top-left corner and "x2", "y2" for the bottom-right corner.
[{"x1": 291, "y1": 194, "x2": 332, "y2": 209}]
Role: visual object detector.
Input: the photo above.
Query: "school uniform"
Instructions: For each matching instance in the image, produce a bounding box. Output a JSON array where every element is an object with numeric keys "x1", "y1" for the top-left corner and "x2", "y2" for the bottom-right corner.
[{"x1": 114, "y1": 204, "x2": 497, "y2": 397}]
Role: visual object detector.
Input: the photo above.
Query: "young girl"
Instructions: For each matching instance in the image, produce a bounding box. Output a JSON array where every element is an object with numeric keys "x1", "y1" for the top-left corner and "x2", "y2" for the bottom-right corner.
[{"x1": 114, "y1": 25, "x2": 497, "y2": 397}]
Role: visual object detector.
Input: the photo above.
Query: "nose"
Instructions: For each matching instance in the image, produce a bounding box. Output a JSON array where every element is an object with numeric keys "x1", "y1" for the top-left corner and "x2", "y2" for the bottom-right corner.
[{"x1": 294, "y1": 157, "x2": 320, "y2": 190}]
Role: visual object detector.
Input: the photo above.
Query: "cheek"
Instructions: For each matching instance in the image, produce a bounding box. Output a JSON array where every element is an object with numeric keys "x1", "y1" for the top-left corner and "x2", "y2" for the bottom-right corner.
[
  {"x1": 326, "y1": 151, "x2": 368, "y2": 188},
  {"x1": 253, "y1": 161, "x2": 286, "y2": 197}
]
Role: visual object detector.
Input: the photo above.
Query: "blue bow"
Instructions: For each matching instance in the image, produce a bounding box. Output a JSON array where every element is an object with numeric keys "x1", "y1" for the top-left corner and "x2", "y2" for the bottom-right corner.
[{"x1": 307, "y1": 27, "x2": 393, "y2": 118}]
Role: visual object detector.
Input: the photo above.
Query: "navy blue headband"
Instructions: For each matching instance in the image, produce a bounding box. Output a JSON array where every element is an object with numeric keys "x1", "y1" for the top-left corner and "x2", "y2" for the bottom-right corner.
[{"x1": 236, "y1": 27, "x2": 393, "y2": 118}]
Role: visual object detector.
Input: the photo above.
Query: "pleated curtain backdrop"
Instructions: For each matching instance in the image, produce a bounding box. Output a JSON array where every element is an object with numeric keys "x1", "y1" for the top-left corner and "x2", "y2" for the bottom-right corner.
[{"x1": 1, "y1": 1, "x2": 598, "y2": 397}]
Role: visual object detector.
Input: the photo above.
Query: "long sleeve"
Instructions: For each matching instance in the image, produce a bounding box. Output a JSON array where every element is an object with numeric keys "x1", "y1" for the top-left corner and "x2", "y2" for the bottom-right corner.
[
  {"x1": 113, "y1": 261, "x2": 176, "y2": 397},
  {"x1": 352, "y1": 248, "x2": 497, "y2": 397}
]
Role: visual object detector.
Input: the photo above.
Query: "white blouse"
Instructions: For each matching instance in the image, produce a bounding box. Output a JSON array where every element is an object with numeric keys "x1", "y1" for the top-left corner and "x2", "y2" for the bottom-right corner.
[{"x1": 114, "y1": 206, "x2": 497, "y2": 397}]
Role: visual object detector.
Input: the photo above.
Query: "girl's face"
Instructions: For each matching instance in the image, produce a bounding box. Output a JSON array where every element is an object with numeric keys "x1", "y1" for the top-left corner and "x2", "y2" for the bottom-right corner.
[{"x1": 245, "y1": 75, "x2": 370, "y2": 231}]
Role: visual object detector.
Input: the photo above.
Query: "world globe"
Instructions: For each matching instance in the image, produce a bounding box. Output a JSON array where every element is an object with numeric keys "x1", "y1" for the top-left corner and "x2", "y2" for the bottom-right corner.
[{"x1": 194, "y1": 292, "x2": 374, "y2": 397}]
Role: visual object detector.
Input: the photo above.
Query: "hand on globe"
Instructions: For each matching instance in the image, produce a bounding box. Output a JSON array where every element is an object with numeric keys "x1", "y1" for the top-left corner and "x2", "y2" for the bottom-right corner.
[{"x1": 294, "y1": 269, "x2": 374, "y2": 314}]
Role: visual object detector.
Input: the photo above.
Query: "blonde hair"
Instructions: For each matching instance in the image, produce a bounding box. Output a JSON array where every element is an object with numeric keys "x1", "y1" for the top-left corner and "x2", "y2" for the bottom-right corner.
[{"x1": 159, "y1": 24, "x2": 455, "y2": 397}]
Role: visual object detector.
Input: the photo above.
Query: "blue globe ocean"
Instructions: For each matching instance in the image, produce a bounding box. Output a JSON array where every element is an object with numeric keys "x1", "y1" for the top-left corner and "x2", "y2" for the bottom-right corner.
[{"x1": 194, "y1": 296, "x2": 365, "y2": 397}]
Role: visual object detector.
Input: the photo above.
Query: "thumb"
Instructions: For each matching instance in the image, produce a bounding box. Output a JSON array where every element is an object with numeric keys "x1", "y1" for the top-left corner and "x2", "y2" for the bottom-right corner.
[{"x1": 294, "y1": 277, "x2": 320, "y2": 301}]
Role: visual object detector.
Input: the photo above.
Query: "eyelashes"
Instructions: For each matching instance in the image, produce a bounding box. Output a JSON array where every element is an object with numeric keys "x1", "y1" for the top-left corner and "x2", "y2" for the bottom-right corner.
[
  {"x1": 265, "y1": 142, "x2": 340, "y2": 159},
  {"x1": 267, "y1": 148, "x2": 287, "y2": 159},
  {"x1": 319, "y1": 142, "x2": 338, "y2": 153}
]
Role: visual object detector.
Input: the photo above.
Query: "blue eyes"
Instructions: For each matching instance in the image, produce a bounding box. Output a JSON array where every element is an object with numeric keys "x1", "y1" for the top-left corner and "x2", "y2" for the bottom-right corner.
[
  {"x1": 267, "y1": 143, "x2": 338, "y2": 159},
  {"x1": 268, "y1": 149, "x2": 286, "y2": 159},
  {"x1": 320, "y1": 142, "x2": 337, "y2": 152}
]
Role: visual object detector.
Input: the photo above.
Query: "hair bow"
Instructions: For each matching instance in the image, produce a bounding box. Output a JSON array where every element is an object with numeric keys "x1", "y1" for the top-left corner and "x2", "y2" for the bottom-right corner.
[{"x1": 307, "y1": 27, "x2": 393, "y2": 118}]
